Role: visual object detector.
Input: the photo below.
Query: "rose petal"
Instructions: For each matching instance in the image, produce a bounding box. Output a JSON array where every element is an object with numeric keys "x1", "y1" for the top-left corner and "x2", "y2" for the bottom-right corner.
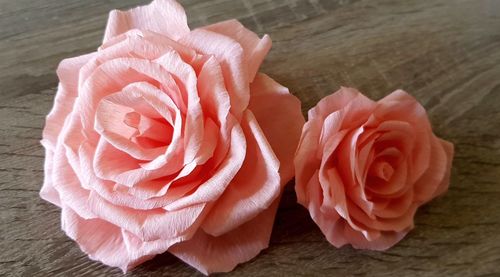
[
  {"x1": 60, "y1": 109, "x2": 92, "y2": 191},
  {"x1": 180, "y1": 29, "x2": 249, "y2": 118},
  {"x1": 94, "y1": 91, "x2": 168, "y2": 161},
  {"x1": 320, "y1": 166, "x2": 348, "y2": 215},
  {"x1": 433, "y1": 139, "x2": 454, "y2": 197},
  {"x1": 121, "y1": 229, "x2": 179, "y2": 269},
  {"x1": 103, "y1": 0, "x2": 190, "y2": 43},
  {"x1": 51, "y1": 144, "x2": 95, "y2": 219},
  {"x1": 188, "y1": 118, "x2": 219, "y2": 165},
  {"x1": 346, "y1": 199, "x2": 417, "y2": 233},
  {"x1": 43, "y1": 53, "x2": 95, "y2": 149},
  {"x1": 79, "y1": 58, "x2": 158, "y2": 134},
  {"x1": 203, "y1": 19, "x2": 272, "y2": 81},
  {"x1": 343, "y1": 224, "x2": 408, "y2": 251},
  {"x1": 94, "y1": 82, "x2": 183, "y2": 164},
  {"x1": 196, "y1": 55, "x2": 231, "y2": 128},
  {"x1": 93, "y1": 138, "x2": 183, "y2": 187},
  {"x1": 169, "y1": 199, "x2": 280, "y2": 275},
  {"x1": 163, "y1": 117, "x2": 246, "y2": 211},
  {"x1": 373, "y1": 189, "x2": 415, "y2": 219},
  {"x1": 308, "y1": 87, "x2": 370, "y2": 122},
  {"x1": 87, "y1": 190, "x2": 207, "y2": 241},
  {"x1": 201, "y1": 111, "x2": 280, "y2": 236},
  {"x1": 39, "y1": 142, "x2": 61, "y2": 207},
  {"x1": 194, "y1": 56, "x2": 243, "y2": 182},
  {"x1": 334, "y1": 127, "x2": 369, "y2": 208},
  {"x1": 79, "y1": 142, "x2": 195, "y2": 210},
  {"x1": 414, "y1": 136, "x2": 452, "y2": 202},
  {"x1": 84, "y1": 30, "x2": 196, "y2": 98},
  {"x1": 296, "y1": 87, "x2": 374, "y2": 205},
  {"x1": 317, "y1": 130, "x2": 349, "y2": 213},
  {"x1": 79, "y1": 51, "x2": 195, "y2": 134},
  {"x1": 295, "y1": 122, "x2": 322, "y2": 205},
  {"x1": 366, "y1": 160, "x2": 409, "y2": 196},
  {"x1": 100, "y1": 29, "x2": 196, "y2": 61},
  {"x1": 61, "y1": 205, "x2": 135, "y2": 272},
  {"x1": 249, "y1": 73, "x2": 305, "y2": 181},
  {"x1": 61, "y1": 205, "x2": 176, "y2": 272},
  {"x1": 305, "y1": 170, "x2": 349, "y2": 247},
  {"x1": 373, "y1": 90, "x2": 432, "y2": 183},
  {"x1": 155, "y1": 50, "x2": 204, "y2": 165}
]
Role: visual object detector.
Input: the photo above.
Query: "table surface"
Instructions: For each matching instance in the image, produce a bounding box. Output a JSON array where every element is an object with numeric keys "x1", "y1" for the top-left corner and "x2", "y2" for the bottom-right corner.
[{"x1": 1, "y1": 0, "x2": 500, "y2": 276}]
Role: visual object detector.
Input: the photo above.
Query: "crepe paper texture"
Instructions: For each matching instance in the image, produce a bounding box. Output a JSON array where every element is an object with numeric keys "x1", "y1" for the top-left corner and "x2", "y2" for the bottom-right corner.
[
  {"x1": 40, "y1": 0, "x2": 305, "y2": 274},
  {"x1": 294, "y1": 88, "x2": 454, "y2": 250}
]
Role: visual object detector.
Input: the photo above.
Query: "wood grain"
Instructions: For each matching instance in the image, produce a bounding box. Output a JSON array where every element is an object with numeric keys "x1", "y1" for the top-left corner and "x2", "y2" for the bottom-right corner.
[{"x1": 1, "y1": 0, "x2": 500, "y2": 276}]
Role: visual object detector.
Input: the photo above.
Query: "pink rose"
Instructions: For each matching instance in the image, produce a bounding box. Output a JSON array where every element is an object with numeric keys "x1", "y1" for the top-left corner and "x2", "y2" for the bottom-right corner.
[
  {"x1": 294, "y1": 88, "x2": 453, "y2": 250},
  {"x1": 40, "y1": 0, "x2": 304, "y2": 274}
]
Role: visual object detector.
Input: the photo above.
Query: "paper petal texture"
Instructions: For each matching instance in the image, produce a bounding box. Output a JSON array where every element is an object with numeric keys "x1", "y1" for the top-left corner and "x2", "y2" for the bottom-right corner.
[
  {"x1": 294, "y1": 88, "x2": 454, "y2": 250},
  {"x1": 40, "y1": 0, "x2": 304, "y2": 274}
]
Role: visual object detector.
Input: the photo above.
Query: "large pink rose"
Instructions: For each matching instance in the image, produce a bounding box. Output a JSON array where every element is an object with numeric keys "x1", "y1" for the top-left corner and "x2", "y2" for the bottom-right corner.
[
  {"x1": 294, "y1": 88, "x2": 453, "y2": 250},
  {"x1": 40, "y1": 0, "x2": 304, "y2": 274}
]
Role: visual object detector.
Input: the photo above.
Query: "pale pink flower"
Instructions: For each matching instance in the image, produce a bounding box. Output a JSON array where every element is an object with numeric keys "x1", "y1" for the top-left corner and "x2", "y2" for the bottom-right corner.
[
  {"x1": 40, "y1": 0, "x2": 304, "y2": 274},
  {"x1": 295, "y1": 88, "x2": 453, "y2": 250}
]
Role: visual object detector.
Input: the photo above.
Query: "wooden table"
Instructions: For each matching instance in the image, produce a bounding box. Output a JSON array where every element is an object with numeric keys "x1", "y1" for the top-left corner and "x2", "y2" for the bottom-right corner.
[{"x1": 1, "y1": 0, "x2": 499, "y2": 276}]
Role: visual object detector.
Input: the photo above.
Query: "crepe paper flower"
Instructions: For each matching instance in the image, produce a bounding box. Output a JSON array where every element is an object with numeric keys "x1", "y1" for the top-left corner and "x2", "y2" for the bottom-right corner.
[
  {"x1": 294, "y1": 88, "x2": 453, "y2": 250},
  {"x1": 40, "y1": 0, "x2": 305, "y2": 274}
]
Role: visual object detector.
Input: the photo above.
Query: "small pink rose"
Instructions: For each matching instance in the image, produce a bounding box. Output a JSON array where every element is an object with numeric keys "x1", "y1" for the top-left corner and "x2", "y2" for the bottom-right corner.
[
  {"x1": 40, "y1": 0, "x2": 304, "y2": 274},
  {"x1": 294, "y1": 87, "x2": 453, "y2": 250}
]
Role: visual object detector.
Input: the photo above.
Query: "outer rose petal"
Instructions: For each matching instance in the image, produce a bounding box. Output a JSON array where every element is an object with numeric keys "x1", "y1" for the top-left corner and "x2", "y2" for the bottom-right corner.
[
  {"x1": 308, "y1": 86, "x2": 362, "y2": 122},
  {"x1": 201, "y1": 110, "x2": 280, "y2": 236},
  {"x1": 51, "y1": 144, "x2": 95, "y2": 219},
  {"x1": 433, "y1": 139, "x2": 454, "y2": 197},
  {"x1": 295, "y1": 87, "x2": 369, "y2": 204},
  {"x1": 249, "y1": 73, "x2": 305, "y2": 181},
  {"x1": 343, "y1": 224, "x2": 409, "y2": 251},
  {"x1": 103, "y1": 0, "x2": 190, "y2": 43},
  {"x1": 294, "y1": 123, "x2": 321, "y2": 206},
  {"x1": 87, "y1": 190, "x2": 207, "y2": 241},
  {"x1": 203, "y1": 19, "x2": 272, "y2": 81},
  {"x1": 305, "y1": 171, "x2": 408, "y2": 250},
  {"x1": 39, "y1": 142, "x2": 61, "y2": 207},
  {"x1": 42, "y1": 53, "x2": 95, "y2": 149},
  {"x1": 180, "y1": 29, "x2": 249, "y2": 118},
  {"x1": 169, "y1": 199, "x2": 280, "y2": 275},
  {"x1": 61, "y1": 205, "x2": 176, "y2": 272},
  {"x1": 414, "y1": 137, "x2": 454, "y2": 202}
]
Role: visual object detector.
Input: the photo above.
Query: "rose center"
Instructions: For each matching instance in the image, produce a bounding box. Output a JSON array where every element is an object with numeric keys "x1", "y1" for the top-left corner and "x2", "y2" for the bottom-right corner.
[
  {"x1": 124, "y1": 111, "x2": 173, "y2": 148},
  {"x1": 369, "y1": 160, "x2": 394, "y2": 181},
  {"x1": 95, "y1": 92, "x2": 176, "y2": 152}
]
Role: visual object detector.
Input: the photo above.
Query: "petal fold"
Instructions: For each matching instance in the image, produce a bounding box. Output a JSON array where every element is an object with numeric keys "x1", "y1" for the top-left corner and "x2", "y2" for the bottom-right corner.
[
  {"x1": 201, "y1": 111, "x2": 280, "y2": 236},
  {"x1": 203, "y1": 19, "x2": 272, "y2": 81},
  {"x1": 104, "y1": 0, "x2": 190, "y2": 43},
  {"x1": 249, "y1": 73, "x2": 305, "y2": 181},
  {"x1": 169, "y1": 199, "x2": 279, "y2": 275}
]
